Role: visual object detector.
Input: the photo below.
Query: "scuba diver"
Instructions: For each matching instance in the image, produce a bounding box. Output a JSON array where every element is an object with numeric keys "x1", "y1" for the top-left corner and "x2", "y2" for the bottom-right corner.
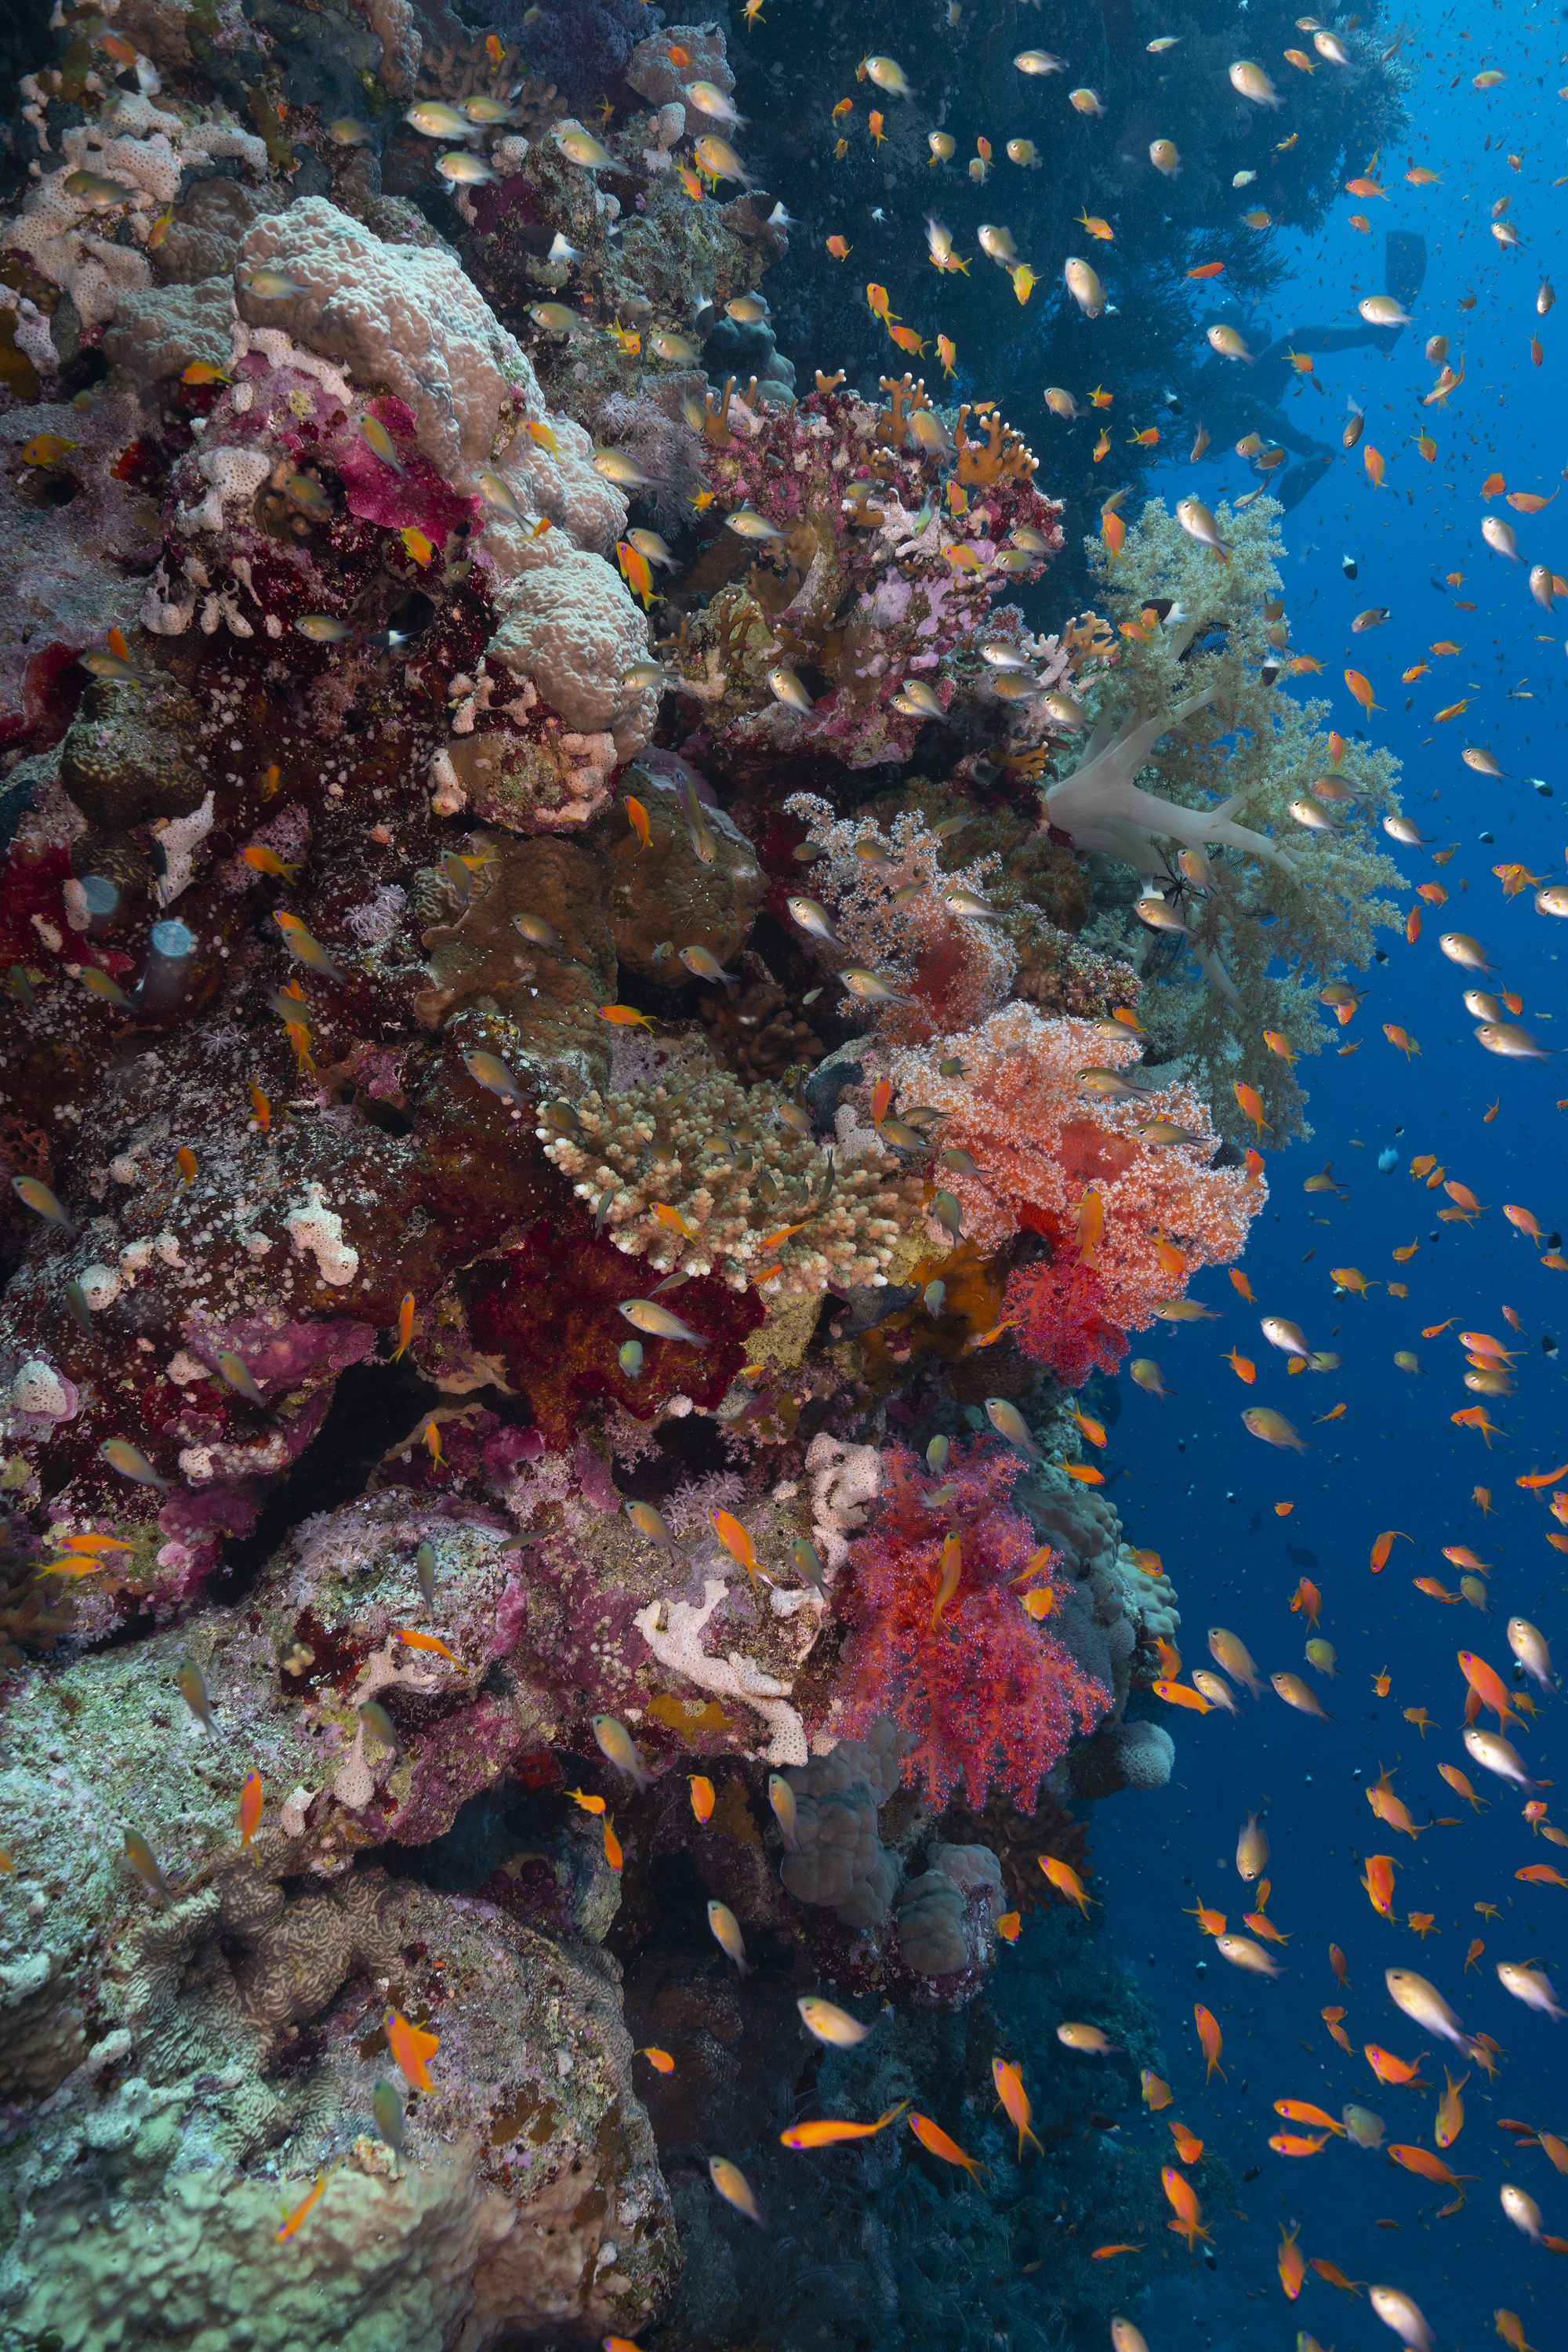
[{"x1": 1182, "y1": 230, "x2": 1427, "y2": 509}]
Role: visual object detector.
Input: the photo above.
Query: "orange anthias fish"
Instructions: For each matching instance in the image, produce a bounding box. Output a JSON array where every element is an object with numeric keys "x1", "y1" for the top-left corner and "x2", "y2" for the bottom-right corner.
[
  {"x1": 993, "y1": 2060, "x2": 1044, "y2": 2160},
  {"x1": 1184, "y1": 1899, "x2": 1226, "y2": 1936},
  {"x1": 390, "y1": 1292, "x2": 415, "y2": 1362},
  {"x1": 624, "y1": 793, "x2": 652, "y2": 850},
  {"x1": 1274, "y1": 2102, "x2": 1344, "y2": 2140},
  {"x1": 1195, "y1": 2004, "x2": 1226, "y2": 2083},
  {"x1": 1290, "y1": 1577, "x2": 1323, "y2": 1627},
  {"x1": 1365, "y1": 2044, "x2": 1428, "y2": 2086},
  {"x1": 1387, "y1": 2143, "x2": 1472, "y2": 2188},
  {"x1": 1142, "y1": 2069, "x2": 1174, "y2": 2109},
  {"x1": 1367, "y1": 1768, "x2": 1425, "y2": 1839},
  {"x1": 1041, "y1": 1856, "x2": 1096, "y2": 1917},
  {"x1": 1323, "y1": 2005, "x2": 1354, "y2": 2053},
  {"x1": 1370, "y1": 1530, "x2": 1411, "y2": 1573},
  {"x1": 1361, "y1": 1853, "x2": 1399, "y2": 1915},
  {"x1": 385, "y1": 2005, "x2": 440, "y2": 2092},
  {"x1": 689, "y1": 1775, "x2": 716, "y2": 1823},
  {"x1": 782, "y1": 2103, "x2": 909, "y2": 2149},
  {"x1": 909, "y1": 2110, "x2": 987, "y2": 2183},
  {"x1": 1459, "y1": 1649, "x2": 1523, "y2": 1729},
  {"x1": 1162, "y1": 2166, "x2": 1211, "y2": 2249},
  {"x1": 1278, "y1": 2221, "x2": 1305, "y2": 2299},
  {"x1": 1270, "y1": 2130, "x2": 1330, "y2": 2156},
  {"x1": 1311, "y1": 2259, "x2": 1364, "y2": 2295},
  {"x1": 238, "y1": 1771, "x2": 263, "y2": 1854},
  {"x1": 1169, "y1": 2118, "x2": 1204, "y2": 2164},
  {"x1": 275, "y1": 2172, "x2": 328, "y2": 2243},
  {"x1": 396, "y1": 1629, "x2": 458, "y2": 1660},
  {"x1": 603, "y1": 1817, "x2": 623, "y2": 1871},
  {"x1": 1230, "y1": 1269, "x2": 1255, "y2": 1301}
]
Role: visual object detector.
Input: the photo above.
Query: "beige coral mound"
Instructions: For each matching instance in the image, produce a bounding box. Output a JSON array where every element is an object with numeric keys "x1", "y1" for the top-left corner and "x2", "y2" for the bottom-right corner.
[
  {"x1": 887, "y1": 1000, "x2": 1261, "y2": 1331},
  {"x1": 539, "y1": 1071, "x2": 927, "y2": 1294}
]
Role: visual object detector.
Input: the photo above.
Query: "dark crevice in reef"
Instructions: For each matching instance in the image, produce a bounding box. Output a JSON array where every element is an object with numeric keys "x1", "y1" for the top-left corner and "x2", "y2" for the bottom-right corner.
[{"x1": 208, "y1": 1357, "x2": 444, "y2": 1602}]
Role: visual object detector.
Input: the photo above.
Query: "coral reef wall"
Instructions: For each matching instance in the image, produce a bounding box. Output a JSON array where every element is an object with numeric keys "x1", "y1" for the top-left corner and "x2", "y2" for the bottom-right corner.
[{"x1": 0, "y1": 1, "x2": 1376, "y2": 2342}]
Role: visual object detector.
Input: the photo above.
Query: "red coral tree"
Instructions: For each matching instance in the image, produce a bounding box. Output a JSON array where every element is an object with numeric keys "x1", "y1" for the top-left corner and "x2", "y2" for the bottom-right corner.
[{"x1": 835, "y1": 1439, "x2": 1110, "y2": 1809}]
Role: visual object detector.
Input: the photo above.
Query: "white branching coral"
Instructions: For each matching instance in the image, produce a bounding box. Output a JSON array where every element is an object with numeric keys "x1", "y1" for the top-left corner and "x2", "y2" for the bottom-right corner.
[
  {"x1": 538, "y1": 1071, "x2": 926, "y2": 1294},
  {"x1": 1047, "y1": 495, "x2": 1408, "y2": 1139},
  {"x1": 782, "y1": 796, "x2": 1018, "y2": 1037}
]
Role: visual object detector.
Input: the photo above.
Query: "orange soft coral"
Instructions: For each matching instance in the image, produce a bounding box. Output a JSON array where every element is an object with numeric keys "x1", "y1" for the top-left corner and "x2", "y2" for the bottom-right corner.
[{"x1": 887, "y1": 1001, "x2": 1265, "y2": 1349}]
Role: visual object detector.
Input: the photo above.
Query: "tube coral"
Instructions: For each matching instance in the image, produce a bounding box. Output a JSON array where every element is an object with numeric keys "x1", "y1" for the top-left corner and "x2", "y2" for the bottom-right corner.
[
  {"x1": 835, "y1": 1439, "x2": 1110, "y2": 1809},
  {"x1": 1047, "y1": 496, "x2": 1408, "y2": 1138}
]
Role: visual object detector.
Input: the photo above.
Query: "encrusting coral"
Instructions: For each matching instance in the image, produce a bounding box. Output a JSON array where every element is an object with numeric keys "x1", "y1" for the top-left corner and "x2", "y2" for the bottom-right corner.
[{"x1": 1051, "y1": 495, "x2": 1408, "y2": 1138}]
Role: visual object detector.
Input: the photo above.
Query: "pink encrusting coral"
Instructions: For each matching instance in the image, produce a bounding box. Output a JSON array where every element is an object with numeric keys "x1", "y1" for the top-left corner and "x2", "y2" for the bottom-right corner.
[
  {"x1": 834, "y1": 1439, "x2": 1109, "y2": 1809},
  {"x1": 887, "y1": 1000, "x2": 1265, "y2": 1370}
]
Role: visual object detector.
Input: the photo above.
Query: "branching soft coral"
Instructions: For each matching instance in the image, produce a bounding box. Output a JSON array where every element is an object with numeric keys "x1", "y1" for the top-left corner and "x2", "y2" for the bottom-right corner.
[
  {"x1": 782, "y1": 796, "x2": 1018, "y2": 1040},
  {"x1": 887, "y1": 1000, "x2": 1263, "y2": 1354},
  {"x1": 835, "y1": 1440, "x2": 1109, "y2": 1809},
  {"x1": 1047, "y1": 496, "x2": 1409, "y2": 1139}
]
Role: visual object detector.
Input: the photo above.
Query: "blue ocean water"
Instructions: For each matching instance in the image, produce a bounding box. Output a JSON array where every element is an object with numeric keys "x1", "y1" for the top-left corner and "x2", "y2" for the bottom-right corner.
[{"x1": 1076, "y1": 17, "x2": 1568, "y2": 2342}]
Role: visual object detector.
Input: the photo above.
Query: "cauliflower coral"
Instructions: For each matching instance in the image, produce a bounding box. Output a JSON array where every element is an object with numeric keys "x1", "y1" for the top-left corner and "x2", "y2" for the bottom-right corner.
[{"x1": 835, "y1": 1439, "x2": 1110, "y2": 1809}]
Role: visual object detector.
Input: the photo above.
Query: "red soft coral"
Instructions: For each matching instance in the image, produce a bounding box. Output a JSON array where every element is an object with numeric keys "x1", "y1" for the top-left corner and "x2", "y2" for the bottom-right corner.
[
  {"x1": 1002, "y1": 1250, "x2": 1126, "y2": 1390},
  {"x1": 835, "y1": 1440, "x2": 1110, "y2": 1809}
]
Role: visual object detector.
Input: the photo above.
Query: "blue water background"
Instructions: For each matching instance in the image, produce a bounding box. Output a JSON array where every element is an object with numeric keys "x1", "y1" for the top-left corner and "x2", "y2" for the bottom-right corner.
[{"x1": 1076, "y1": 15, "x2": 1568, "y2": 2343}]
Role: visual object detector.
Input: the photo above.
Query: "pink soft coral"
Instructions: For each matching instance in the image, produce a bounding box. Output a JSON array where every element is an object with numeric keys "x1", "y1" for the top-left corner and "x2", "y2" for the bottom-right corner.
[
  {"x1": 835, "y1": 1439, "x2": 1110, "y2": 1809},
  {"x1": 1002, "y1": 1212, "x2": 1127, "y2": 1388},
  {"x1": 887, "y1": 1001, "x2": 1265, "y2": 1361}
]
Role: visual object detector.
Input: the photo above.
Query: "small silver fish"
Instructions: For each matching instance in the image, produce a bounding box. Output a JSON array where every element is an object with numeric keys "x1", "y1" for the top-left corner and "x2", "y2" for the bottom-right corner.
[
  {"x1": 80, "y1": 968, "x2": 134, "y2": 1010},
  {"x1": 626, "y1": 1501, "x2": 681, "y2": 1551},
  {"x1": 593, "y1": 1713, "x2": 654, "y2": 1789},
  {"x1": 405, "y1": 100, "x2": 470, "y2": 136},
  {"x1": 840, "y1": 968, "x2": 913, "y2": 1003},
  {"x1": 215, "y1": 1351, "x2": 270, "y2": 1410},
  {"x1": 101, "y1": 1437, "x2": 171, "y2": 1492},
  {"x1": 707, "y1": 1897, "x2": 751, "y2": 1974},
  {"x1": 416, "y1": 1541, "x2": 436, "y2": 1607},
  {"x1": 938, "y1": 1148, "x2": 981, "y2": 1177},
  {"x1": 724, "y1": 509, "x2": 785, "y2": 540},
  {"x1": 293, "y1": 615, "x2": 352, "y2": 643},
  {"x1": 985, "y1": 1398, "x2": 1041, "y2": 1460},
  {"x1": 65, "y1": 1279, "x2": 93, "y2": 1337},
  {"x1": 437, "y1": 150, "x2": 499, "y2": 184},
  {"x1": 797, "y1": 1994, "x2": 870, "y2": 2046},
  {"x1": 359, "y1": 416, "x2": 404, "y2": 474},
  {"x1": 768, "y1": 666, "x2": 815, "y2": 713},
  {"x1": 791, "y1": 1537, "x2": 824, "y2": 1592},
  {"x1": 546, "y1": 230, "x2": 583, "y2": 265},
  {"x1": 897, "y1": 678, "x2": 946, "y2": 719},
  {"x1": 241, "y1": 268, "x2": 306, "y2": 299},
  {"x1": 328, "y1": 116, "x2": 372, "y2": 144},
  {"x1": 477, "y1": 470, "x2": 526, "y2": 524},
  {"x1": 924, "y1": 1279, "x2": 947, "y2": 1315},
  {"x1": 619, "y1": 1339, "x2": 644, "y2": 1378},
  {"x1": 176, "y1": 1659, "x2": 215, "y2": 1733},
  {"x1": 944, "y1": 888, "x2": 1001, "y2": 920},
  {"x1": 514, "y1": 912, "x2": 562, "y2": 950},
  {"x1": 926, "y1": 1434, "x2": 949, "y2": 1472},
  {"x1": 78, "y1": 651, "x2": 149, "y2": 684},
  {"x1": 359, "y1": 1697, "x2": 403, "y2": 1755},
  {"x1": 932, "y1": 1190, "x2": 964, "y2": 1242},
  {"x1": 372, "y1": 2078, "x2": 405, "y2": 2156},
  {"x1": 465, "y1": 1050, "x2": 526, "y2": 1104},
  {"x1": 619, "y1": 1298, "x2": 708, "y2": 1347},
  {"x1": 787, "y1": 896, "x2": 842, "y2": 945},
  {"x1": 285, "y1": 474, "x2": 331, "y2": 515},
  {"x1": 768, "y1": 1773, "x2": 801, "y2": 1853},
  {"x1": 12, "y1": 1176, "x2": 74, "y2": 1229},
  {"x1": 676, "y1": 775, "x2": 717, "y2": 868},
  {"x1": 124, "y1": 1828, "x2": 171, "y2": 1905},
  {"x1": 681, "y1": 946, "x2": 740, "y2": 986}
]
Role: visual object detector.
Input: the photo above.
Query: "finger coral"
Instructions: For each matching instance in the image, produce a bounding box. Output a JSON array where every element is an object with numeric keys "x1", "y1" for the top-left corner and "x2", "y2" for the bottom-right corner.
[
  {"x1": 835, "y1": 1438, "x2": 1110, "y2": 1810},
  {"x1": 884, "y1": 1000, "x2": 1262, "y2": 1380}
]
